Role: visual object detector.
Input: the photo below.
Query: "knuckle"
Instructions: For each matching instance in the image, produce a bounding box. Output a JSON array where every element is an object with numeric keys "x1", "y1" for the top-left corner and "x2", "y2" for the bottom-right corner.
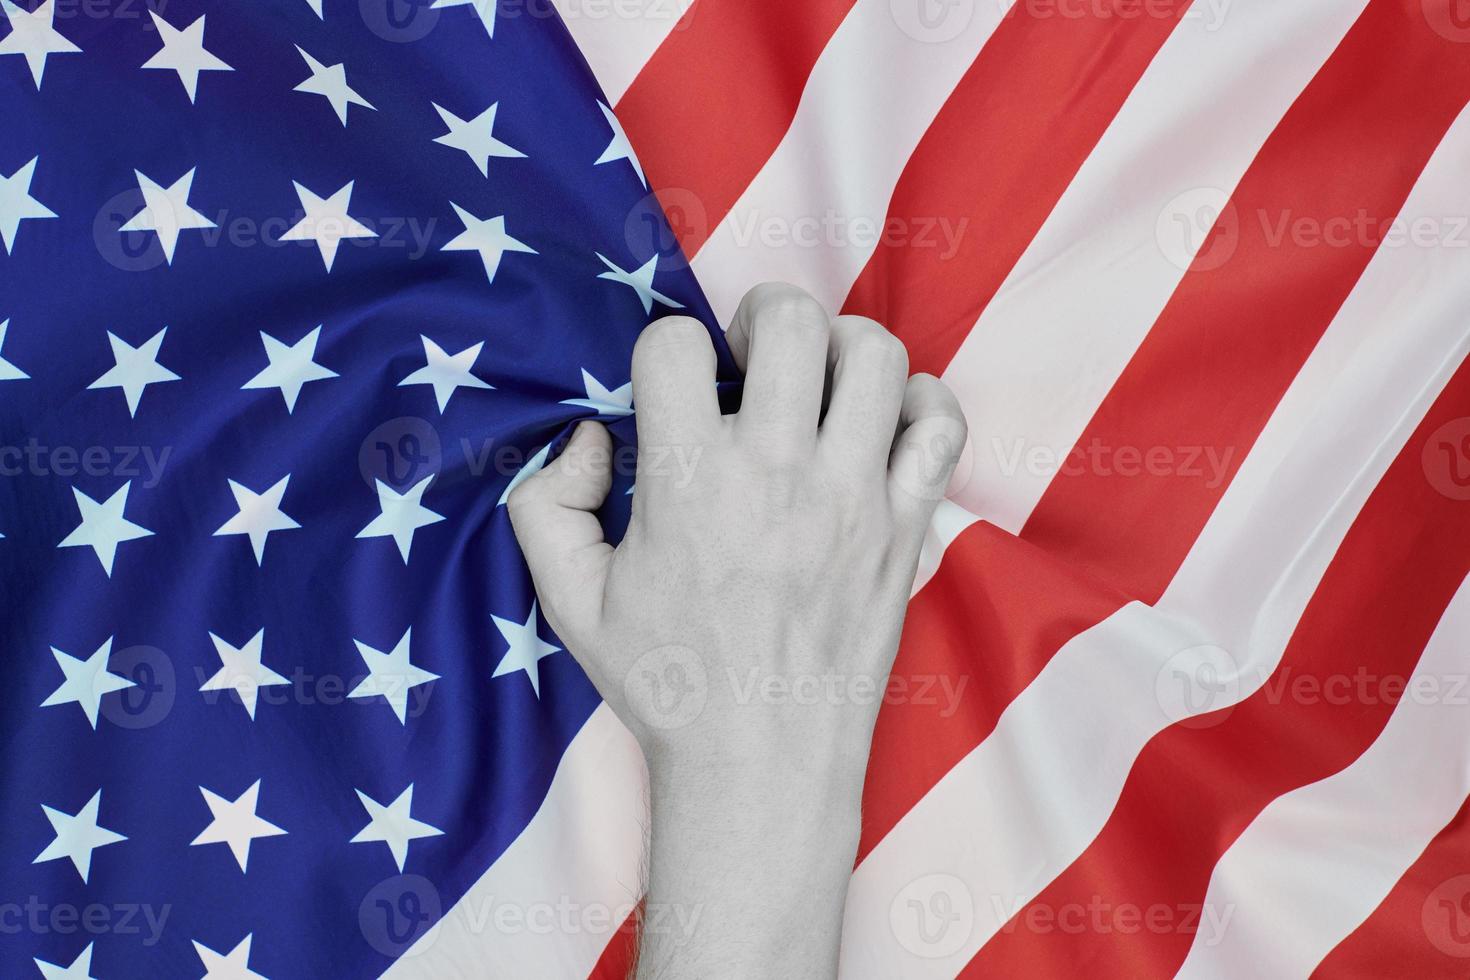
[
  {"x1": 746, "y1": 282, "x2": 830, "y2": 337},
  {"x1": 859, "y1": 330, "x2": 909, "y2": 376},
  {"x1": 504, "y1": 479, "x2": 540, "y2": 523},
  {"x1": 633, "y1": 316, "x2": 710, "y2": 364}
]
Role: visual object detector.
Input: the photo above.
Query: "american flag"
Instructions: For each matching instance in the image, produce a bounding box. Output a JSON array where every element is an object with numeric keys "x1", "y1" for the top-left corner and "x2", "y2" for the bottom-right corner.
[
  {"x1": 1, "y1": 0, "x2": 718, "y2": 976},
  {"x1": 6, "y1": 0, "x2": 1470, "y2": 978}
]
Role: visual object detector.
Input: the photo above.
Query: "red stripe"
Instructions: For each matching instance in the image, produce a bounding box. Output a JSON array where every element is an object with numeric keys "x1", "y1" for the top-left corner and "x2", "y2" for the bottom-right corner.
[
  {"x1": 1313, "y1": 796, "x2": 1470, "y2": 979},
  {"x1": 859, "y1": 0, "x2": 1470, "y2": 866},
  {"x1": 855, "y1": 0, "x2": 1197, "y2": 864},
  {"x1": 964, "y1": 340, "x2": 1470, "y2": 979},
  {"x1": 587, "y1": 906, "x2": 639, "y2": 980},
  {"x1": 613, "y1": 0, "x2": 856, "y2": 259},
  {"x1": 966, "y1": 1, "x2": 1470, "y2": 972},
  {"x1": 859, "y1": 522, "x2": 1126, "y2": 860},
  {"x1": 842, "y1": 1, "x2": 1194, "y2": 377}
]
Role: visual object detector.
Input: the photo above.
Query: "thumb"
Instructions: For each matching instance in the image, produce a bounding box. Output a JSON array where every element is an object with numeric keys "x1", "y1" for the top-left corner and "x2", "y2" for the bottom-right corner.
[{"x1": 507, "y1": 421, "x2": 615, "y2": 643}]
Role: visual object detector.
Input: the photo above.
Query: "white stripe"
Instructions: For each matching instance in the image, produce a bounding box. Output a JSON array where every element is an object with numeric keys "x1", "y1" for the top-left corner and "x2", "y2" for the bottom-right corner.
[
  {"x1": 549, "y1": 0, "x2": 694, "y2": 106},
  {"x1": 913, "y1": 499, "x2": 979, "y2": 597},
  {"x1": 386, "y1": 704, "x2": 647, "y2": 979},
  {"x1": 690, "y1": 0, "x2": 1015, "y2": 324},
  {"x1": 939, "y1": 0, "x2": 1371, "y2": 533},
  {"x1": 838, "y1": 94, "x2": 1470, "y2": 978},
  {"x1": 1175, "y1": 576, "x2": 1470, "y2": 979}
]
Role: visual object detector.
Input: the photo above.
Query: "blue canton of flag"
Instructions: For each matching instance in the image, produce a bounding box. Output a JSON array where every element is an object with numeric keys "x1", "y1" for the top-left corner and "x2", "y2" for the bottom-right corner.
[{"x1": 0, "y1": 0, "x2": 731, "y2": 975}]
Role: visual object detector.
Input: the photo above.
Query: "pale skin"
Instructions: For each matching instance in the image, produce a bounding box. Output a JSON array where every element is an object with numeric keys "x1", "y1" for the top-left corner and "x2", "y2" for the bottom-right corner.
[{"x1": 508, "y1": 282, "x2": 968, "y2": 978}]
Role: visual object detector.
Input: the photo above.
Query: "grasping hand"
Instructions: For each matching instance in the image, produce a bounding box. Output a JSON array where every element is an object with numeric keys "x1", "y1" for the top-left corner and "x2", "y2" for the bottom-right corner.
[{"x1": 509, "y1": 282, "x2": 967, "y2": 979}]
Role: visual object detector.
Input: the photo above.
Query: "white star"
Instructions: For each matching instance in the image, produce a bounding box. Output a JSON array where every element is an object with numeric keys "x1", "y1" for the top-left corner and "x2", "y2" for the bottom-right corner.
[
  {"x1": 190, "y1": 780, "x2": 287, "y2": 873},
  {"x1": 242, "y1": 327, "x2": 337, "y2": 413},
  {"x1": 0, "y1": 319, "x2": 28, "y2": 381},
  {"x1": 349, "y1": 628, "x2": 439, "y2": 725},
  {"x1": 40, "y1": 637, "x2": 135, "y2": 730},
  {"x1": 200, "y1": 630, "x2": 290, "y2": 721},
  {"x1": 594, "y1": 101, "x2": 645, "y2": 187},
  {"x1": 596, "y1": 253, "x2": 682, "y2": 315},
  {"x1": 280, "y1": 180, "x2": 376, "y2": 273},
  {"x1": 432, "y1": 101, "x2": 524, "y2": 177},
  {"x1": 491, "y1": 602, "x2": 561, "y2": 698},
  {"x1": 34, "y1": 942, "x2": 98, "y2": 980},
  {"x1": 0, "y1": 0, "x2": 79, "y2": 89},
  {"x1": 292, "y1": 45, "x2": 374, "y2": 126},
  {"x1": 141, "y1": 10, "x2": 232, "y2": 103},
  {"x1": 57, "y1": 482, "x2": 153, "y2": 577},
  {"x1": 33, "y1": 790, "x2": 126, "y2": 884},
  {"x1": 560, "y1": 368, "x2": 633, "y2": 417},
  {"x1": 194, "y1": 935, "x2": 267, "y2": 980},
  {"x1": 397, "y1": 334, "x2": 491, "y2": 412},
  {"x1": 0, "y1": 156, "x2": 57, "y2": 254},
  {"x1": 431, "y1": 0, "x2": 496, "y2": 37},
  {"x1": 356, "y1": 476, "x2": 444, "y2": 563},
  {"x1": 87, "y1": 328, "x2": 181, "y2": 417},
  {"x1": 213, "y1": 476, "x2": 301, "y2": 565},
  {"x1": 305, "y1": 0, "x2": 323, "y2": 17},
  {"x1": 441, "y1": 203, "x2": 535, "y2": 285},
  {"x1": 350, "y1": 784, "x2": 443, "y2": 872},
  {"x1": 497, "y1": 442, "x2": 549, "y2": 507},
  {"x1": 117, "y1": 168, "x2": 216, "y2": 265}
]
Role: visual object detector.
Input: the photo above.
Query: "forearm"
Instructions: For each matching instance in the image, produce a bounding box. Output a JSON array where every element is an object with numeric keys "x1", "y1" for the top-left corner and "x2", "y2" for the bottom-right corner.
[{"x1": 637, "y1": 745, "x2": 865, "y2": 979}]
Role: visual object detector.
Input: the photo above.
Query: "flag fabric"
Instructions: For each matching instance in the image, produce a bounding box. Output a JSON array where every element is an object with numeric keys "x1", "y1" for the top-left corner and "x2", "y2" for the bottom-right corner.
[
  {"x1": 0, "y1": 1, "x2": 719, "y2": 977},
  {"x1": 561, "y1": 0, "x2": 1470, "y2": 978},
  {"x1": 9, "y1": 1, "x2": 1470, "y2": 979}
]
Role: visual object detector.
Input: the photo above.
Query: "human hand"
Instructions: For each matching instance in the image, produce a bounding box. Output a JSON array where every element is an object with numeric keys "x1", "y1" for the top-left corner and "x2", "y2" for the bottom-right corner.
[{"x1": 508, "y1": 282, "x2": 967, "y2": 977}]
